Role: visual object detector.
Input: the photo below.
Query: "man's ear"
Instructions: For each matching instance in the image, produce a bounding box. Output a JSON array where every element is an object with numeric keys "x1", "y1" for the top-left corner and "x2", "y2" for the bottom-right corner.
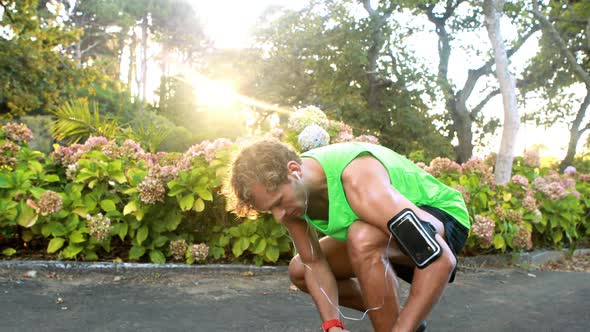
[{"x1": 286, "y1": 161, "x2": 302, "y2": 176}]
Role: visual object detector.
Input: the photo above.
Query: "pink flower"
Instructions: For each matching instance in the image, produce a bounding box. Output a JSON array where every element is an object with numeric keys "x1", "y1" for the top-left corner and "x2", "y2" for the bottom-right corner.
[
  {"x1": 86, "y1": 213, "x2": 113, "y2": 241},
  {"x1": 185, "y1": 138, "x2": 233, "y2": 163},
  {"x1": 38, "y1": 191, "x2": 63, "y2": 216},
  {"x1": 137, "y1": 177, "x2": 166, "y2": 204},
  {"x1": 2, "y1": 122, "x2": 33, "y2": 142},
  {"x1": 523, "y1": 150, "x2": 540, "y2": 168},
  {"x1": 511, "y1": 175, "x2": 529, "y2": 188},
  {"x1": 169, "y1": 239, "x2": 188, "y2": 261},
  {"x1": 462, "y1": 157, "x2": 493, "y2": 184},
  {"x1": 189, "y1": 243, "x2": 209, "y2": 262},
  {"x1": 513, "y1": 222, "x2": 532, "y2": 250},
  {"x1": 0, "y1": 140, "x2": 20, "y2": 167},
  {"x1": 471, "y1": 215, "x2": 496, "y2": 248},
  {"x1": 522, "y1": 193, "x2": 537, "y2": 212},
  {"x1": 121, "y1": 139, "x2": 145, "y2": 158},
  {"x1": 426, "y1": 157, "x2": 462, "y2": 177},
  {"x1": 353, "y1": 134, "x2": 379, "y2": 145},
  {"x1": 452, "y1": 185, "x2": 471, "y2": 204}
]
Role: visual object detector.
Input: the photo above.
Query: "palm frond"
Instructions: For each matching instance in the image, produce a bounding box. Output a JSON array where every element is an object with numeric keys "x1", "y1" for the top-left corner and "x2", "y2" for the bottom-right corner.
[{"x1": 51, "y1": 98, "x2": 122, "y2": 144}]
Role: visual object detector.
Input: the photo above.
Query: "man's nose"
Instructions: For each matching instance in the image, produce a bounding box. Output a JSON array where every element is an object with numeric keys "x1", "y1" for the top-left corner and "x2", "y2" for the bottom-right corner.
[{"x1": 271, "y1": 206, "x2": 286, "y2": 220}]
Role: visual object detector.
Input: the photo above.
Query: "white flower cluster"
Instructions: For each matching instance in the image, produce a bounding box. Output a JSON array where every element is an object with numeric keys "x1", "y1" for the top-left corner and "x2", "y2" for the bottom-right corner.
[
  {"x1": 289, "y1": 106, "x2": 329, "y2": 132},
  {"x1": 298, "y1": 124, "x2": 330, "y2": 152}
]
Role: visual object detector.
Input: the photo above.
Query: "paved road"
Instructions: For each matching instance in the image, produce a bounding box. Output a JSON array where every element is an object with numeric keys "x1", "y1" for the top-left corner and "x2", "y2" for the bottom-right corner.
[{"x1": 0, "y1": 266, "x2": 588, "y2": 331}]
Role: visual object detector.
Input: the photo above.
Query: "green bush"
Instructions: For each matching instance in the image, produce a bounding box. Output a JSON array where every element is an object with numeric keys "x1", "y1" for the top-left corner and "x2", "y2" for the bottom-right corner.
[
  {"x1": 1, "y1": 121, "x2": 589, "y2": 265},
  {"x1": 0, "y1": 123, "x2": 293, "y2": 264}
]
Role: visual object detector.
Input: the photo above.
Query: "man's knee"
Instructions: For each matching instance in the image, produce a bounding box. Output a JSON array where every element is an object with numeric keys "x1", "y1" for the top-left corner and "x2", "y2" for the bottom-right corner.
[
  {"x1": 288, "y1": 255, "x2": 307, "y2": 290},
  {"x1": 346, "y1": 221, "x2": 387, "y2": 264},
  {"x1": 441, "y1": 248, "x2": 457, "y2": 274}
]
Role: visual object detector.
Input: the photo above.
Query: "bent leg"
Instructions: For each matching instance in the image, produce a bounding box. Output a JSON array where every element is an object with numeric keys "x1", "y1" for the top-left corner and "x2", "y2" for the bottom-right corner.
[
  {"x1": 346, "y1": 220, "x2": 404, "y2": 332},
  {"x1": 289, "y1": 235, "x2": 365, "y2": 311},
  {"x1": 395, "y1": 234, "x2": 456, "y2": 331}
]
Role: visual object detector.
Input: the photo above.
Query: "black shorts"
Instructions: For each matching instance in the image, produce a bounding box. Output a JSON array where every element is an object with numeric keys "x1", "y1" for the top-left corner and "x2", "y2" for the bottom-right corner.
[{"x1": 390, "y1": 205, "x2": 468, "y2": 284}]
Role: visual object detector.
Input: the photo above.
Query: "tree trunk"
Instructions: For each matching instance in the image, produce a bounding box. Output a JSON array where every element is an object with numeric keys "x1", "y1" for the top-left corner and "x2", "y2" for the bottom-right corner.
[
  {"x1": 128, "y1": 30, "x2": 137, "y2": 92},
  {"x1": 484, "y1": 0, "x2": 519, "y2": 184},
  {"x1": 560, "y1": 92, "x2": 590, "y2": 171},
  {"x1": 362, "y1": 1, "x2": 393, "y2": 112},
  {"x1": 421, "y1": 2, "x2": 536, "y2": 163},
  {"x1": 140, "y1": 14, "x2": 149, "y2": 112},
  {"x1": 425, "y1": 4, "x2": 475, "y2": 163},
  {"x1": 116, "y1": 26, "x2": 130, "y2": 81},
  {"x1": 531, "y1": 3, "x2": 590, "y2": 172}
]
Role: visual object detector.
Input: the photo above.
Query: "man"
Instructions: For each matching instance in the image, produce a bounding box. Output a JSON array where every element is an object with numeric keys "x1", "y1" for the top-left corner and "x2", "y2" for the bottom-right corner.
[{"x1": 229, "y1": 139, "x2": 470, "y2": 332}]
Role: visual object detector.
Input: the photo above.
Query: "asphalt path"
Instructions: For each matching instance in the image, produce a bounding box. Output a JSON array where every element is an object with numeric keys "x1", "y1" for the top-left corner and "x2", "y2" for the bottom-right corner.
[{"x1": 0, "y1": 266, "x2": 588, "y2": 331}]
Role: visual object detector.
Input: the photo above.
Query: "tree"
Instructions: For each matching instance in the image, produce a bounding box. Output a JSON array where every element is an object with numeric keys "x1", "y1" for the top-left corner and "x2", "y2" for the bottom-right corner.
[
  {"x1": 414, "y1": 0, "x2": 537, "y2": 162},
  {"x1": 484, "y1": 0, "x2": 519, "y2": 184},
  {"x1": 526, "y1": 1, "x2": 590, "y2": 171},
  {"x1": 0, "y1": 0, "x2": 93, "y2": 118},
  {"x1": 247, "y1": 0, "x2": 454, "y2": 158}
]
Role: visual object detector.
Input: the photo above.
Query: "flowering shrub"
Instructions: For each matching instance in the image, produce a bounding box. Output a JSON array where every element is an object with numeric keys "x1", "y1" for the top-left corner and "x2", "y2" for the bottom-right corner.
[
  {"x1": 1, "y1": 121, "x2": 589, "y2": 263},
  {"x1": 421, "y1": 152, "x2": 587, "y2": 254},
  {"x1": 298, "y1": 124, "x2": 330, "y2": 151},
  {"x1": 0, "y1": 123, "x2": 293, "y2": 264},
  {"x1": 288, "y1": 106, "x2": 330, "y2": 132}
]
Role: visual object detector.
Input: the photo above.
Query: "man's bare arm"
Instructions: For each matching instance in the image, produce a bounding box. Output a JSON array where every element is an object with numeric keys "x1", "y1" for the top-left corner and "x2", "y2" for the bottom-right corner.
[{"x1": 283, "y1": 217, "x2": 342, "y2": 324}]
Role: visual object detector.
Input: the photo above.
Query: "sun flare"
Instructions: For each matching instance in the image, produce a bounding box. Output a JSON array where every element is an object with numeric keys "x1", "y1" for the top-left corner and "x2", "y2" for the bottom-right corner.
[{"x1": 192, "y1": 75, "x2": 239, "y2": 108}]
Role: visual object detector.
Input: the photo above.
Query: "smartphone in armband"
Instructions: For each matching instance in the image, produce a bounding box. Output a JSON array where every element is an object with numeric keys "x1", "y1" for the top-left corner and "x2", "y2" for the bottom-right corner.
[{"x1": 387, "y1": 208, "x2": 442, "y2": 269}]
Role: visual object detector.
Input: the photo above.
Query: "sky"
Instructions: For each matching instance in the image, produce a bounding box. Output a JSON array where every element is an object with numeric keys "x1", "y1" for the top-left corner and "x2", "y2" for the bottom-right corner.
[
  {"x1": 191, "y1": 0, "x2": 306, "y2": 49},
  {"x1": 186, "y1": 0, "x2": 579, "y2": 159}
]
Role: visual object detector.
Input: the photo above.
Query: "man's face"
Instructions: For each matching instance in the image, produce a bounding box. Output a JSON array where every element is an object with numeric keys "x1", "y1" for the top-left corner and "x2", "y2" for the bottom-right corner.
[{"x1": 251, "y1": 174, "x2": 306, "y2": 221}]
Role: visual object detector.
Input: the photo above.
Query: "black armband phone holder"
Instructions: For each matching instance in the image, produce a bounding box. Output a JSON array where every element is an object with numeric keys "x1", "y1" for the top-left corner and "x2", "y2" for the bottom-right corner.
[{"x1": 386, "y1": 208, "x2": 442, "y2": 269}]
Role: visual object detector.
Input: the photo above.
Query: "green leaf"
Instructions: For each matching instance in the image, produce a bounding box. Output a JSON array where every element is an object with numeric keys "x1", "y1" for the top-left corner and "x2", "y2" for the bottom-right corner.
[
  {"x1": 552, "y1": 231, "x2": 563, "y2": 244},
  {"x1": 123, "y1": 201, "x2": 138, "y2": 215},
  {"x1": 149, "y1": 249, "x2": 166, "y2": 264},
  {"x1": 129, "y1": 245, "x2": 146, "y2": 259},
  {"x1": 29, "y1": 161, "x2": 43, "y2": 174},
  {"x1": 84, "y1": 251, "x2": 98, "y2": 261},
  {"x1": 492, "y1": 234, "x2": 506, "y2": 250},
  {"x1": 44, "y1": 174, "x2": 61, "y2": 183},
  {"x1": 163, "y1": 211, "x2": 182, "y2": 231},
  {"x1": 113, "y1": 223, "x2": 128, "y2": 241},
  {"x1": 47, "y1": 238, "x2": 65, "y2": 253},
  {"x1": 228, "y1": 227, "x2": 241, "y2": 237},
  {"x1": 100, "y1": 200, "x2": 116, "y2": 212},
  {"x1": 193, "y1": 198, "x2": 205, "y2": 212},
  {"x1": 153, "y1": 235, "x2": 168, "y2": 248},
  {"x1": 17, "y1": 203, "x2": 39, "y2": 228},
  {"x1": 134, "y1": 208, "x2": 145, "y2": 221},
  {"x1": 232, "y1": 238, "x2": 250, "y2": 258},
  {"x1": 29, "y1": 187, "x2": 46, "y2": 199},
  {"x1": 196, "y1": 189, "x2": 213, "y2": 201},
  {"x1": 253, "y1": 238, "x2": 267, "y2": 254},
  {"x1": 2, "y1": 248, "x2": 17, "y2": 256},
  {"x1": 111, "y1": 172, "x2": 127, "y2": 184},
  {"x1": 0, "y1": 174, "x2": 13, "y2": 188},
  {"x1": 218, "y1": 235, "x2": 230, "y2": 247},
  {"x1": 69, "y1": 231, "x2": 86, "y2": 243},
  {"x1": 48, "y1": 222, "x2": 68, "y2": 237},
  {"x1": 179, "y1": 194, "x2": 195, "y2": 211},
  {"x1": 264, "y1": 245, "x2": 280, "y2": 262},
  {"x1": 167, "y1": 185, "x2": 185, "y2": 197},
  {"x1": 136, "y1": 225, "x2": 149, "y2": 245},
  {"x1": 61, "y1": 244, "x2": 84, "y2": 258}
]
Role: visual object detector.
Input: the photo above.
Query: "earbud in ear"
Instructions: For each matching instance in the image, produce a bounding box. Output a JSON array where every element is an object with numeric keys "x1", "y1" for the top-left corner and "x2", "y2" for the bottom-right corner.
[{"x1": 294, "y1": 172, "x2": 301, "y2": 180}]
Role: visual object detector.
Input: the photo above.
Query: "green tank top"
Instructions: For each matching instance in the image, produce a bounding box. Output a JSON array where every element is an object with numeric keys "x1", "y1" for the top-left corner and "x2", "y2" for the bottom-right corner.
[{"x1": 300, "y1": 142, "x2": 470, "y2": 241}]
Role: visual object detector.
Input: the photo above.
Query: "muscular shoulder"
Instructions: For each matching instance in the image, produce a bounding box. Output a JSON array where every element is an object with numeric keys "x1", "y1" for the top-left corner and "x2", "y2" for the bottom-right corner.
[{"x1": 342, "y1": 155, "x2": 390, "y2": 188}]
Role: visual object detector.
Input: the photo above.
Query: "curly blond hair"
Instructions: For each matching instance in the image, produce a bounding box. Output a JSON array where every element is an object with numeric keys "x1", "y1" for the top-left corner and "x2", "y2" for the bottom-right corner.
[{"x1": 228, "y1": 139, "x2": 300, "y2": 217}]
